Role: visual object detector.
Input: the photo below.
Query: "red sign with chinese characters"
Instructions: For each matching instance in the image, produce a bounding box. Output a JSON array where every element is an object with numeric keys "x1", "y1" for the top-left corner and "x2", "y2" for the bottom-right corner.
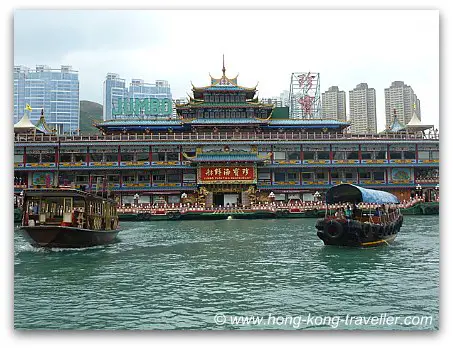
[{"x1": 199, "y1": 166, "x2": 255, "y2": 182}]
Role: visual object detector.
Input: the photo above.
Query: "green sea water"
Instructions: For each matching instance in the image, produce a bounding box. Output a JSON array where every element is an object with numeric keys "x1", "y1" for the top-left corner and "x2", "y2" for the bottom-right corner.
[{"x1": 14, "y1": 216, "x2": 439, "y2": 330}]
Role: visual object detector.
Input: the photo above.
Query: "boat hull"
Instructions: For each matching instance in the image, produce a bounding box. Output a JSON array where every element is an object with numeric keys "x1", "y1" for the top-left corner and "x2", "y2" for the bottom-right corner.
[
  {"x1": 315, "y1": 215, "x2": 403, "y2": 247},
  {"x1": 20, "y1": 225, "x2": 119, "y2": 248}
]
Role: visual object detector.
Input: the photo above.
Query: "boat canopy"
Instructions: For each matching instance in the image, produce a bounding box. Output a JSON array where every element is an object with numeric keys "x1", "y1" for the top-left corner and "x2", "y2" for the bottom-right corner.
[{"x1": 325, "y1": 184, "x2": 400, "y2": 205}]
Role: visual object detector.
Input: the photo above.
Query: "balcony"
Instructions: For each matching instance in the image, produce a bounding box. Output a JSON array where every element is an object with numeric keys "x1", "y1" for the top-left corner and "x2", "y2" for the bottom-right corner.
[{"x1": 14, "y1": 130, "x2": 439, "y2": 144}]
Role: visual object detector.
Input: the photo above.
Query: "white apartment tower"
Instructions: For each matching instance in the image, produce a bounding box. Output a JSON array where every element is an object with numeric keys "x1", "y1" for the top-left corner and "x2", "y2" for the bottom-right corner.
[
  {"x1": 348, "y1": 83, "x2": 377, "y2": 134},
  {"x1": 385, "y1": 81, "x2": 421, "y2": 128},
  {"x1": 321, "y1": 86, "x2": 346, "y2": 121}
]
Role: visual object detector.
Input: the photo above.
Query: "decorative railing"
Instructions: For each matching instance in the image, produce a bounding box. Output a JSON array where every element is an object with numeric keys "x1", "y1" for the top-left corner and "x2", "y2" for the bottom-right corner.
[
  {"x1": 14, "y1": 131, "x2": 439, "y2": 144},
  {"x1": 116, "y1": 197, "x2": 438, "y2": 214}
]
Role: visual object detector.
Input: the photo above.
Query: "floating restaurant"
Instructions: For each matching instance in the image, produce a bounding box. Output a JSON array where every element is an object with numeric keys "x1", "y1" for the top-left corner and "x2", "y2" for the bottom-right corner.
[{"x1": 14, "y1": 64, "x2": 439, "y2": 208}]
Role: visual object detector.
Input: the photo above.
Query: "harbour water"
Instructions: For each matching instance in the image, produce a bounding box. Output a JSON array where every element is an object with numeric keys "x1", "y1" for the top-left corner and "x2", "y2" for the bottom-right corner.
[{"x1": 14, "y1": 216, "x2": 439, "y2": 330}]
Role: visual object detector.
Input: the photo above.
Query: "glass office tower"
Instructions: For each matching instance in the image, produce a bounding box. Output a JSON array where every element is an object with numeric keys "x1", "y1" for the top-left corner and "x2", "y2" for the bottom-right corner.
[
  {"x1": 13, "y1": 65, "x2": 80, "y2": 134},
  {"x1": 103, "y1": 74, "x2": 172, "y2": 120}
]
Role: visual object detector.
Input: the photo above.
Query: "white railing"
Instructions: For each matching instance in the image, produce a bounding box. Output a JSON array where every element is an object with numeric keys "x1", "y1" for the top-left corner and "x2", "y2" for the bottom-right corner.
[{"x1": 14, "y1": 131, "x2": 439, "y2": 143}]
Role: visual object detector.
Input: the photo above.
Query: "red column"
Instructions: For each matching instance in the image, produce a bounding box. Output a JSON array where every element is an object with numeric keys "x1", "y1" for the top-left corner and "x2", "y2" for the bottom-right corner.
[
  {"x1": 118, "y1": 145, "x2": 121, "y2": 165},
  {"x1": 415, "y1": 143, "x2": 419, "y2": 163},
  {"x1": 149, "y1": 145, "x2": 153, "y2": 164},
  {"x1": 23, "y1": 147, "x2": 27, "y2": 165},
  {"x1": 328, "y1": 168, "x2": 332, "y2": 185},
  {"x1": 358, "y1": 144, "x2": 362, "y2": 162},
  {"x1": 387, "y1": 144, "x2": 391, "y2": 162},
  {"x1": 300, "y1": 145, "x2": 304, "y2": 162},
  {"x1": 385, "y1": 169, "x2": 388, "y2": 184},
  {"x1": 329, "y1": 144, "x2": 333, "y2": 162}
]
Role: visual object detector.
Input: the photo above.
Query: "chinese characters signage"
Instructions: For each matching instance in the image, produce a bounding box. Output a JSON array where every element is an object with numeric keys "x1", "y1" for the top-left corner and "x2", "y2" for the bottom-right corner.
[{"x1": 199, "y1": 166, "x2": 255, "y2": 183}]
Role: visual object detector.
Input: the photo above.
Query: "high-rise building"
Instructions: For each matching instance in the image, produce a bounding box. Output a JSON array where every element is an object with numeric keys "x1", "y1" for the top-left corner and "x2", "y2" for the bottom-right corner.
[
  {"x1": 348, "y1": 83, "x2": 377, "y2": 134},
  {"x1": 103, "y1": 74, "x2": 172, "y2": 120},
  {"x1": 261, "y1": 90, "x2": 290, "y2": 108},
  {"x1": 321, "y1": 86, "x2": 346, "y2": 121},
  {"x1": 13, "y1": 65, "x2": 80, "y2": 134},
  {"x1": 103, "y1": 73, "x2": 127, "y2": 121},
  {"x1": 385, "y1": 81, "x2": 421, "y2": 128}
]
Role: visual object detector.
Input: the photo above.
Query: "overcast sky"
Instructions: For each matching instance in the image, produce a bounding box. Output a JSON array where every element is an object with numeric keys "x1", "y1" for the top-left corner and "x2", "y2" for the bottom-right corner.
[{"x1": 13, "y1": 9, "x2": 439, "y2": 131}]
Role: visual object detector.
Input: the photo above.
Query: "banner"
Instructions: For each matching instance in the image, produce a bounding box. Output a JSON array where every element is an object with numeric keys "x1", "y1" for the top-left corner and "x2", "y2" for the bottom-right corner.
[{"x1": 199, "y1": 166, "x2": 255, "y2": 183}]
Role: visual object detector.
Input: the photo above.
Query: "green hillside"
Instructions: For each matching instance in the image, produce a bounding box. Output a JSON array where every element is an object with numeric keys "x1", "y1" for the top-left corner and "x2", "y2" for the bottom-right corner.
[{"x1": 79, "y1": 100, "x2": 103, "y2": 133}]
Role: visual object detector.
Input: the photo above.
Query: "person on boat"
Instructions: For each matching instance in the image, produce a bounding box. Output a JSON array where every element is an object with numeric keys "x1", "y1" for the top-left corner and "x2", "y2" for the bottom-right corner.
[
  {"x1": 374, "y1": 207, "x2": 382, "y2": 217},
  {"x1": 352, "y1": 204, "x2": 359, "y2": 219},
  {"x1": 345, "y1": 205, "x2": 352, "y2": 219}
]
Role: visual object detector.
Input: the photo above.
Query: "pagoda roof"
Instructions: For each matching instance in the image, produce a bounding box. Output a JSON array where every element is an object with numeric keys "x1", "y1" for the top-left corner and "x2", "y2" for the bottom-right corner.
[
  {"x1": 35, "y1": 110, "x2": 55, "y2": 134},
  {"x1": 191, "y1": 58, "x2": 257, "y2": 99},
  {"x1": 387, "y1": 115, "x2": 406, "y2": 133}
]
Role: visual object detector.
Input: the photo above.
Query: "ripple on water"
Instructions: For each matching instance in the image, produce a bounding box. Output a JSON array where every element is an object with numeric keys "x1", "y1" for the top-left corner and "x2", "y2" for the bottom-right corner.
[{"x1": 14, "y1": 216, "x2": 439, "y2": 330}]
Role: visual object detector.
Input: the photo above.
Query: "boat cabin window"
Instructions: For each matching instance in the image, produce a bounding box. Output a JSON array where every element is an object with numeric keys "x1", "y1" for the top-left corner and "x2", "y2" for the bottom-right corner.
[
  {"x1": 107, "y1": 175, "x2": 120, "y2": 183},
  {"x1": 317, "y1": 151, "x2": 330, "y2": 160},
  {"x1": 60, "y1": 153, "x2": 72, "y2": 162},
  {"x1": 287, "y1": 152, "x2": 300, "y2": 160},
  {"x1": 403, "y1": 151, "x2": 416, "y2": 160},
  {"x1": 41, "y1": 153, "x2": 56, "y2": 163},
  {"x1": 302, "y1": 172, "x2": 313, "y2": 180},
  {"x1": 375, "y1": 151, "x2": 387, "y2": 160},
  {"x1": 26, "y1": 154, "x2": 40, "y2": 163},
  {"x1": 346, "y1": 151, "x2": 359, "y2": 160},
  {"x1": 136, "y1": 152, "x2": 149, "y2": 161},
  {"x1": 431, "y1": 151, "x2": 439, "y2": 160},
  {"x1": 105, "y1": 153, "x2": 118, "y2": 162},
  {"x1": 76, "y1": 175, "x2": 89, "y2": 184},
  {"x1": 74, "y1": 153, "x2": 86, "y2": 162},
  {"x1": 303, "y1": 151, "x2": 315, "y2": 160},
  {"x1": 333, "y1": 151, "x2": 344, "y2": 160},
  {"x1": 390, "y1": 151, "x2": 402, "y2": 159},
  {"x1": 345, "y1": 172, "x2": 354, "y2": 180},
  {"x1": 121, "y1": 153, "x2": 134, "y2": 162},
  {"x1": 373, "y1": 172, "x2": 385, "y2": 181},
  {"x1": 167, "y1": 153, "x2": 179, "y2": 161},
  {"x1": 26, "y1": 196, "x2": 82, "y2": 223},
  {"x1": 361, "y1": 152, "x2": 372, "y2": 160},
  {"x1": 89, "y1": 153, "x2": 103, "y2": 162}
]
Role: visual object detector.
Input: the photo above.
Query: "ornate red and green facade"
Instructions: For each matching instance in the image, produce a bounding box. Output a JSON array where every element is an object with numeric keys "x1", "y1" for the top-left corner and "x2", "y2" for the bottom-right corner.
[{"x1": 14, "y1": 67, "x2": 439, "y2": 205}]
